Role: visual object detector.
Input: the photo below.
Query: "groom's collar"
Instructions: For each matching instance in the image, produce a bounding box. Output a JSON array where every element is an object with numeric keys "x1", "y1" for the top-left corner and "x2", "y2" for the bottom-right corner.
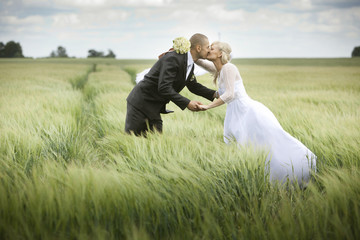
[{"x1": 187, "y1": 51, "x2": 194, "y2": 67}]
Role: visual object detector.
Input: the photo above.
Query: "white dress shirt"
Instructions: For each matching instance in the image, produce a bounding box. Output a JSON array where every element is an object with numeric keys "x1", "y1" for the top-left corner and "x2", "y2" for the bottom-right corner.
[{"x1": 186, "y1": 51, "x2": 194, "y2": 80}]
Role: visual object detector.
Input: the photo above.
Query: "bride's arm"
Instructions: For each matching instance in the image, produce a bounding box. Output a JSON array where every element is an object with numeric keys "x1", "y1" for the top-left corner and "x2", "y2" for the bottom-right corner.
[
  {"x1": 199, "y1": 64, "x2": 236, "y2": 110},
  {"x1": 200, "y1": 97, "x2": 225, "y2": 110},
  {"x1": 218, "y1": 64, "x2": 236, "y2": 103},
  {"x1": 195, "y1": 59, "x2": 217, "y2": 73}
]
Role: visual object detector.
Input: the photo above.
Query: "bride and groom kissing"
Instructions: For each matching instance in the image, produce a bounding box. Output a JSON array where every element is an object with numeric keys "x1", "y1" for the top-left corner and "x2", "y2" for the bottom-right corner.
[{"x1": 125, "y1": 33, "x2": 316, "y2": 185}]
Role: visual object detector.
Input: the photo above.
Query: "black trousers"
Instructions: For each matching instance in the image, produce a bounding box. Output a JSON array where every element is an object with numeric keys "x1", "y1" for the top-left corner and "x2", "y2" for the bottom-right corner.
[{"x1": 125, "y1": 102, "x2": 163, "y2": 136}]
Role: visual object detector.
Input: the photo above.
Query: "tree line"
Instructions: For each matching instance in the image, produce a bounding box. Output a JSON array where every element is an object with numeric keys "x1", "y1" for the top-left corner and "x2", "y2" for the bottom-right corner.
[
  {"x1": 0, "y1": 41, "x2": 24, "y2": 58},
  {"x1": 352, "y1": 46, "x2": 360, "y2": 58},
  {"x1": 50, "y1": 46, "x2": 116, "y2": 58},
  {"x1": 0, "y1": 41, "x2": 116, "y2": 58},
  {"x1": 1, "y1": 40, "x2": 360, "y2": 58}
]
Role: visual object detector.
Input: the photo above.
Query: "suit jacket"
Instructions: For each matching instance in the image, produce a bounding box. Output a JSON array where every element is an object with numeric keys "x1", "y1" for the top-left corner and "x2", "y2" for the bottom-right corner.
[{"x1": 126, "y1": 51, "x2": 216, "y2": 120}]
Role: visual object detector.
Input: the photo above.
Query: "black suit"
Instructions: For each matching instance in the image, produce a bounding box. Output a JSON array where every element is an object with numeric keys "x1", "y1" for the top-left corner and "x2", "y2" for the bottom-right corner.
[{"x1": 125, "y1": 51, "x2": 216, "y2": 135}]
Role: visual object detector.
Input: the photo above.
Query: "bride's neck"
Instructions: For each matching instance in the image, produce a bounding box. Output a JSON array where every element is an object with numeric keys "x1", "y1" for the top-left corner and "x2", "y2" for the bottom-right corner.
[{"x1": 212, "y1": 59, "x2": 224, "y2": 72}]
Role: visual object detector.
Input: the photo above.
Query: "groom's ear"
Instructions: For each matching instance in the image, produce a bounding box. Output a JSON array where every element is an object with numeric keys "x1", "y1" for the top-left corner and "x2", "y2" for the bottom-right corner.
[{"x1": 196, "y1": 45, "x2": 201, "y2": 52}]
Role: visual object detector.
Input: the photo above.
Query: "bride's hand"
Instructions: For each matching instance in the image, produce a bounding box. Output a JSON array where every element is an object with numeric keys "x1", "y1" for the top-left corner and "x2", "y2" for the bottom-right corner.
[{"x1": 198, "y1": 105, "x2": 209, "y2": 111}]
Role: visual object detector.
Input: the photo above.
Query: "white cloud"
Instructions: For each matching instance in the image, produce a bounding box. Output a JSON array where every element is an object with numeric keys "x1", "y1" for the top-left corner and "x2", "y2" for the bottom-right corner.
[
  {"x1": 127, "y1": 0, "x2": 173, "y2": 6},
  {"x1": 22, "y1": 0, "x2": 50, "y2": 6},
  {"x1": 52, "y1": 14, "x2": 79, "y2": 27},
  {"x1": 1, "y1": 0, "x2": 359, "y2": 58},
  {"x1": 53, "y1": 0, "x2": 106, "y2": 8},
  {"x1": 52, "y1": 9, "x2": 129, "y2": 28},
  {"x1": 275, "y1": 0, "x2": 313, "y2": 11},
  {"x1": 298, "y1": 7, "x2": 360, "y2": 34},
  {"x1": 1, "y1": 15, "x2": 44, "y2": 25},
  {"x1": 206, "y1": 4, "x2": 245, "y2": 22},
  {"x1": 51, "y1": 0, "x2": 173, "y2": 8}
]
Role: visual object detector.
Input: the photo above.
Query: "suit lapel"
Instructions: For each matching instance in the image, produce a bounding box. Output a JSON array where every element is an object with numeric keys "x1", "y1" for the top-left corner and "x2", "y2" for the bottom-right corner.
[{"x1": 182, "y1": 53, "x2": 187, "y2": 81}]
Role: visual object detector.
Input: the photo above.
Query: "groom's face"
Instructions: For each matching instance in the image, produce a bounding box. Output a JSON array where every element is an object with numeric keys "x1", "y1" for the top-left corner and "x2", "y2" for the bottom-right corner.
[{"x1": 198, "y1": 40, "x2": 210, "y2": 59}]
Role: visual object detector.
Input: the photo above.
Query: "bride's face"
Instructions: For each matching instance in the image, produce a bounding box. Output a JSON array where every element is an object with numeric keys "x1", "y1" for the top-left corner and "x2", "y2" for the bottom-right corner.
[{"x1": 206, "y1": 44, "x2": 222, "y2": 61}]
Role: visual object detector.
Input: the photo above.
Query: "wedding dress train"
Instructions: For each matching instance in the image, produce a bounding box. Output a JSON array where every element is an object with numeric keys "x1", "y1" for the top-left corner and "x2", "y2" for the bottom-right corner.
[{"x1": 197, "y1": 60, "x2": 316, "y2": 184}]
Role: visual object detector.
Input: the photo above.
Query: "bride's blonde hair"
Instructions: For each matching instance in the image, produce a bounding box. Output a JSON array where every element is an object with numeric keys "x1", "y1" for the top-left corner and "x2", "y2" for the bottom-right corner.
[
  {"x1": 212, "y1": 41, "x2": 232, "y2": 84},
  {"x1": 213, "y1": 41, "x2": 232, "y2": 64}
]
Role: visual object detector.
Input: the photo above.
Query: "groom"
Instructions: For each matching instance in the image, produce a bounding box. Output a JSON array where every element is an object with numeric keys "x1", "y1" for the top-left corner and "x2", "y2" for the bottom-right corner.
[{"x1": 125, "y1": 33, "x2": 217, "y2": 136}]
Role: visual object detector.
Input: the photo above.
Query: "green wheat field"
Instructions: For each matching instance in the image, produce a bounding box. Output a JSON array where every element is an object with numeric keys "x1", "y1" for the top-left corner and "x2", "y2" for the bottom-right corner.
[{"x1": 0, "y1": 58, "x2": 359, "y2": 239}]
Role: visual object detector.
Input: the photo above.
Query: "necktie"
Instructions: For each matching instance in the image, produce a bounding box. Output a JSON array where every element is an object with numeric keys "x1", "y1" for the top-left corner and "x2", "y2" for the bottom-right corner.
[
  {"x1": 186, "y1": 64, "x2": 194, "y2": 81},
  {"x1": 186, "y1": 64, "x2": 193, "y2": 80}
]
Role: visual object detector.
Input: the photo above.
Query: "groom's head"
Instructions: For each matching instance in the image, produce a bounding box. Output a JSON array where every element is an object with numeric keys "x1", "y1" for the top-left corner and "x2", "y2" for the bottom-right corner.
[{"x1": 190, "y1": 33, "x2": 210, "y2": 60}]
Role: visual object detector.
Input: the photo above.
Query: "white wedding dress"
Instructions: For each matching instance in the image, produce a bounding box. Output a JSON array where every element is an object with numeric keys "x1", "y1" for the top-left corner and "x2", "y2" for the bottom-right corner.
[{"x1": 197, "y1": 60, "x2": 316, "y2": 184}]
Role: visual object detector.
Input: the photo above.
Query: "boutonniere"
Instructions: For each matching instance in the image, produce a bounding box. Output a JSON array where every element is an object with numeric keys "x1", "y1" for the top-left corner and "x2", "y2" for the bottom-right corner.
[{"x1": 190, "y1": 74, "x2": 196, "y2": 81}]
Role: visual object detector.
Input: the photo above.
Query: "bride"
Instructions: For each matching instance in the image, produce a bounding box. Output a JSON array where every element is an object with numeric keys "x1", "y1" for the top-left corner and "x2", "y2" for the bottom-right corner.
[{"x1": 197, "y1": 41, "x2": 316, "y2": 185}]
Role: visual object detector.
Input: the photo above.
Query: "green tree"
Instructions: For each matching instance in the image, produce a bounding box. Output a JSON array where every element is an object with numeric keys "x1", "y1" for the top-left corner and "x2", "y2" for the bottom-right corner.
[
  {"x1": 105, "y1": 49, "x2": 116, "y2": 58},
  {"x1": 56, "y1": 46, "x2": 68, "y2": 58},
  {"x1": 87, "y1": 49, "x2": 115, "y2": 58},
  {"x1": 0, "y1": 42, "x2": 4, "y2": 57},
  {"x1": 0, "y1": 41, "x2": 24, "y2": 58},
  {"x1": 50, "y1": 51, "x2": 56, "y2": 58},
  {"x1": 351, "y1": 46, "x2": 360, "y2": 57},
  {"x1": 88, "y1": 49, "x2": 104, "y2": 58},
  {"x1": 49, "y1": 46, "x2": 69, "y2": 58}
]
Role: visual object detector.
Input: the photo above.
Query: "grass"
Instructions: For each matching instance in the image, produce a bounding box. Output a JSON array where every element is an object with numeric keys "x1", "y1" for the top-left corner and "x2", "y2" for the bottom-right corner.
[{"x1": 0, "y1": 58, "x2": 359, "y2": 239}]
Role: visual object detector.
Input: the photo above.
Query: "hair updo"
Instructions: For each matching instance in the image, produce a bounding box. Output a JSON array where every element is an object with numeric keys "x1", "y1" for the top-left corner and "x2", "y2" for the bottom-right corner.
[
  {"x1": 212, "y1": 41, "x2": 232, "y2": 84},
  {"x1": 213, "y1": 41, "x2": 232, "y2": 64}
]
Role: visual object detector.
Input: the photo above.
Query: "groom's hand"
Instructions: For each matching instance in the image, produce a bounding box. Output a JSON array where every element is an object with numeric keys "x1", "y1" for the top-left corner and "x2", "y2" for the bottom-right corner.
[{"x1": 187, "y1": 100, "x2": 202, "y2": 111}]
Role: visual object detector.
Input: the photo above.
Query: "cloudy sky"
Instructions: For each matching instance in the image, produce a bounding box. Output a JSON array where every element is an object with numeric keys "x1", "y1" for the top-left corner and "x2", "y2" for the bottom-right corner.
[{"x1": 1, "y1": 0, "x2": 359, "y2": 58}]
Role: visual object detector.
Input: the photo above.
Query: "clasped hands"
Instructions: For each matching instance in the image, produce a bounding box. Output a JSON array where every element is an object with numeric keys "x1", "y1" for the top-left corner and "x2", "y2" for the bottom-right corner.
[{"x1": 187, "y1": 100, "x2": 209, "y2": 111}]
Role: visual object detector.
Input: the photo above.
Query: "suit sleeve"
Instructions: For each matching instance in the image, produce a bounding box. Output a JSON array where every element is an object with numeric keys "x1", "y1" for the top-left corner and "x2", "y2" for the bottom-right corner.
[
  {"x1": 186, "y1": 76, "x2": 216, "y2": 101},
  {"x1": 158, "y1": 55, "x2": 191, "y2": 110}
]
